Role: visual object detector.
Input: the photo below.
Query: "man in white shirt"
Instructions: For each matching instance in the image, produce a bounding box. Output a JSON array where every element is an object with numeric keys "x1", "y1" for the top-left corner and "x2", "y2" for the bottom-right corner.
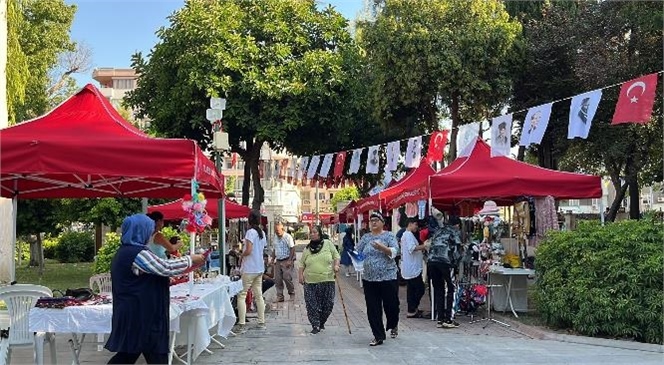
[
  {"x1": 271, "y1": 221, "x2": 296, "y2": 302},
  {"x1": 400, "y1": 217, "x2": 427, "y2": 318}
]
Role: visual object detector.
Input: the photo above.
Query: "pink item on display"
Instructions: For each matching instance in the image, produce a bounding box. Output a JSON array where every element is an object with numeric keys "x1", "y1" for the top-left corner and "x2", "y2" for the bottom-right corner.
[
  {"x1": 405, "y1": 202, "x2": 418, "y2": 217},
  {"x1": 532, "y1": 195, "x2": 558, "y2": 246}
]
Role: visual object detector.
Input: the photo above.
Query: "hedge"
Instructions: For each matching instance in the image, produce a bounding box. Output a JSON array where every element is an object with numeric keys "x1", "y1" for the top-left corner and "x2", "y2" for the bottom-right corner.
[{"x1": 535, "y1": 219, "x2": 663, "y2": 344}]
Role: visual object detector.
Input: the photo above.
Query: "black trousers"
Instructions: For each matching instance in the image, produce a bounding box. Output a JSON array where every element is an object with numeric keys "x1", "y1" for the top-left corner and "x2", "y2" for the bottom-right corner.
[
  {"x1": 362, "y1": 279, "x2": 400, "y2": 341},
  {"x1": 428, "y1": 263, "x2": 454, "y2": 322},
  {"x1": 405, "y1": 273, "x2": 425, "y2": 313},
  {"x1": 108, "y1": 352, "x2": 167, "y2": 364}
]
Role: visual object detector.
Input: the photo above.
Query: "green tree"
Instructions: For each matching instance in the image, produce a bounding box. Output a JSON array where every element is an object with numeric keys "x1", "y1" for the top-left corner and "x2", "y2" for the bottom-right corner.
[
  {"x1": 357, "y1": 0, "x2": 522, "y2": 160},
  {"x1": 9, "y1": 0, "x2": 77, "y2": 123},
  {"x1": 16, "y1": 200, "x2": 64, "y2": 272},
  {"x1": 330, "y1": 187, "x2": 360, "y2": 212},
  {"x1": 126, "y1": 0, "x2": 372, "y2": 210}
]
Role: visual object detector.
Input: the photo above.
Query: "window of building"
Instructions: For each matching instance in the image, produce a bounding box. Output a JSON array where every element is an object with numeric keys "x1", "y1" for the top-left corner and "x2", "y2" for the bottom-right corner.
[
  {"x1": 318, "y1": 193, "x2": 325, "y2": 200},
  {"x1": 329, "y1": 193, "x2": 334, "y2": 199},
  {"x1": 579, "y1": 199, "x2": 593, "y2": 206},
  {"x1": 113, "y1": 79, "x2": 135, "y2": 90}
]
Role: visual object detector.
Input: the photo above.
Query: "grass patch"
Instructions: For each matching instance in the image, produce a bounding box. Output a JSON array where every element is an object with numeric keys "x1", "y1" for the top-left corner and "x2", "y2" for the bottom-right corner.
[{"x1": 15, "y1": 259, "x2": 93, "y2": 292}]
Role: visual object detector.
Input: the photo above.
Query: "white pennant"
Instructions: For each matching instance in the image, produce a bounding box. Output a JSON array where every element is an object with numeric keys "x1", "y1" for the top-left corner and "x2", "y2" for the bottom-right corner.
[
  {"x1": 348, "y1": 148, "x2": 363, "y2": 174},
  {"x1": 568, "y1": 89, "x2": 602, "y2": 139},
  {"x1": 307, "y1": 155, "x2": 320, "y2": 179},
  {"x1": 366, "y1": 145, "x2": 380, "y2": 174},
  {"x1": 491, "y1": 114, "x2": 513, "y2": 157},
  {"x1": 520, "y1": 103, "x2": 553, "y2": 146},
  {"x1": 405, "y1": 136, "x2": 422, "y2": 168},
  {"x1": 319, "y1": 153, "x2": 334, "y2": 178},
  {"x1": 298, "y1": 156, "x2": 309, "y2": 180},
  {"x1": 385, "y1": 141, "x2": 400, "y2": 172}
]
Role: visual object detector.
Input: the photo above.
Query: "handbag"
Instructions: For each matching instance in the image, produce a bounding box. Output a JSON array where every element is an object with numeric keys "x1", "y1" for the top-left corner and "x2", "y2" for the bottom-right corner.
[{"x1": 64, "y1": 287, "x2": 95, "y2": 301}]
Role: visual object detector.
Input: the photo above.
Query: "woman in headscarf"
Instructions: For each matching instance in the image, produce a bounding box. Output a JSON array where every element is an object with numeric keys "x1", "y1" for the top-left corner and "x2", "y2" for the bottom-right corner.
[
  {"x1": 340, "y1": 227, "x2": 355, "y2": 277},
  {"x1": 298, "y1": 225, "x2": 340, "y2": 334},
  {"x1": 105, "y1": 214, "x2": 205, "y2": 364}
]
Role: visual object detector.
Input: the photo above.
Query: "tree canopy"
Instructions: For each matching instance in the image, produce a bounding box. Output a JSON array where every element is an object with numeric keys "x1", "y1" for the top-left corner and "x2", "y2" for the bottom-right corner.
[
  {"x1": 126, "y1": 0, "x2": 376, "y2": 209},
  {"x1": 357, "y1": 0, "x2": 522, "y2": 159}
]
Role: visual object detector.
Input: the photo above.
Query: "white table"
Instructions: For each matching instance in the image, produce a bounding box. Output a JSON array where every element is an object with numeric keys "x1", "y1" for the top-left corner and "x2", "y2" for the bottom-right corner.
[
  {"x1": 29, "y1": 277, "x2": 242, "y2": 365},
  {"x1": 488, "y1": 268, "x2": 535, "y2": 318}
]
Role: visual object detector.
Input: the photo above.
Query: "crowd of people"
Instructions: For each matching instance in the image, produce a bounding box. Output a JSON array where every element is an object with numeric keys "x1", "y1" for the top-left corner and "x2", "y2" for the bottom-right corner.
[{"x1": 104, "y1": 208, "x2": 461, "y2": 363}]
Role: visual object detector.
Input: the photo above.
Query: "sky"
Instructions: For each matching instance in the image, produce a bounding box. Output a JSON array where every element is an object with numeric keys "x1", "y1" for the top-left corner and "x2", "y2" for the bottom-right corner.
[{"x1": 68, "y1": 0, "x2": 365, "y2": 87}]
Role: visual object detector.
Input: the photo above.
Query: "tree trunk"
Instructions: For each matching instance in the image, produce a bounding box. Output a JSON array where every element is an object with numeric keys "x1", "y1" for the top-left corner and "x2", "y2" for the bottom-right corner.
[
  {"x1": 250, "y1": 147, "x2": 264, "y2": 211},
  {"x1": 37, "y1": 233, "x2": 44, "y2": 276},
  {"x1": 628, "y1": 174, "x2": 640, "y2": 220},
  {"x1": 95, "y1": 223, "x2": 103, "y2": 253},
  {"x1": 241, "y1": 154, "x2": 251, "y2": 206},
  {"x1": 29, "y1": 233, "x2": 44, "y2": 269},
  {"x1": 516, "y1": 145, "x2": 526, "y2": 161},
  {"x1": 537, "y1": 138, "x2": 557, "y2": 169},
  {"x1": 448, "y1": 92, "x2": 460, "y2": 162},
  {"x1": 607, "y1": 182, "x2": 629, "y2": 222}
]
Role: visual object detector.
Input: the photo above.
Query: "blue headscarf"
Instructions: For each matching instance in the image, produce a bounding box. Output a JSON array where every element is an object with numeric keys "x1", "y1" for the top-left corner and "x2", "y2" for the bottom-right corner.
[{"x1": 121, "y1": 214, "x2": 155, "y2": 247}]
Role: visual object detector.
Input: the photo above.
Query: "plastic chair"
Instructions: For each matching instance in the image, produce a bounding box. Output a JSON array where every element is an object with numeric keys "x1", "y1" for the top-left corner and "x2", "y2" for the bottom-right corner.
[
  {"x1": 89, "y1": 273, "x2": 112, "y2": 294},
  {"x1": 0, "y1": 284, "x2": 56, "y2": 365}
]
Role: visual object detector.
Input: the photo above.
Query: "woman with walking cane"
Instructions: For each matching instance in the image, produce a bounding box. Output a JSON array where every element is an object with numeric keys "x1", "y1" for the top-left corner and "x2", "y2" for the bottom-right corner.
[{"x1": 298, "y1": 225, "x2": 340, "y2": 334}]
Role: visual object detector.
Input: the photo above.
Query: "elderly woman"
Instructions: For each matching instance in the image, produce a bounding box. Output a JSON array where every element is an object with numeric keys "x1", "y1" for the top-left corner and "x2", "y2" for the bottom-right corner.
[
  {"x1": 298, "y1": 225, "x2": 340, "y2": 334},
  {"x1": 357, "y1": 212, "x2": 400, "y2": 346},
  {"x1": 105, "y1": 214, "x2": 205, "y2": 364}
]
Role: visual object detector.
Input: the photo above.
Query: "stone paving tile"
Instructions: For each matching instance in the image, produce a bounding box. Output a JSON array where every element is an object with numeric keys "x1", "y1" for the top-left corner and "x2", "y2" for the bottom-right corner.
[{"x1": 5, "y1": 271, "x2": 664, "y2": 364}]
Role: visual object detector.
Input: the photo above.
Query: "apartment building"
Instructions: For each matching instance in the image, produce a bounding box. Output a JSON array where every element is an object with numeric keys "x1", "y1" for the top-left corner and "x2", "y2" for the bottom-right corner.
[{"x1": 92, "y1": 67, "x2": 138, "y2": 103}]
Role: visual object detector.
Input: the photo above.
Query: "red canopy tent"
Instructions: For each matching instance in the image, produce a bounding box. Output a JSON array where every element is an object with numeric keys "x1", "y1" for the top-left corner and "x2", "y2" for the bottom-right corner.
[
  {"x1": 354, "y1": 162, "x2": 436, "y2": 213},
  {"x1": 147, "y1": 199, "x2": 250, "y2": 220},
  {"x1": 388, "y1": 139, "x2": 601, "y2": 209},
  {"x1": 0, "y1": 84, "x2": 223, "y2": 199}
]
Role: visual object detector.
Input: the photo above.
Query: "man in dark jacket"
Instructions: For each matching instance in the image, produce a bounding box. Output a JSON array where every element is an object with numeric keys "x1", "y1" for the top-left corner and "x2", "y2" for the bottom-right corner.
[{"x1": 427, "y1": 215, "x2": 461, "y2": 329}]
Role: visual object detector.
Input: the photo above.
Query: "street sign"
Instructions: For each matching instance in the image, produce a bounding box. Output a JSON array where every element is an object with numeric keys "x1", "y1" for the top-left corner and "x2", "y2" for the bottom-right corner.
[
  {"x1": 206, "y1": 108, "x2": 223, "y2": 121},
  {"x1": 210, "y1": 97, "x2": 226, "y2": 110}
]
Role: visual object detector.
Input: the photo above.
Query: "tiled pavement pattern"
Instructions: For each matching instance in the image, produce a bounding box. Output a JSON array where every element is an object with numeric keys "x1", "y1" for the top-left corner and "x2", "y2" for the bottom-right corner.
[{"x1": 4, "y1": 262, "x2": 663, "y2": 364}]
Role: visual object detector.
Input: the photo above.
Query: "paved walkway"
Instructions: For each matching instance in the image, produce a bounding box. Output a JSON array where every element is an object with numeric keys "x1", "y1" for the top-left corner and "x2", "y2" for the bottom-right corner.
[{"x1": 5, "y1": 269, "x2": 663, "y2": 364}]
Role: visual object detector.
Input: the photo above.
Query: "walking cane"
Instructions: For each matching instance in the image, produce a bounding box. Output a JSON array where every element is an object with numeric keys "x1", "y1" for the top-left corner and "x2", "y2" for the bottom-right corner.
[{"x1": 335, "y1": 275, "x2": 352, "y2": 334}]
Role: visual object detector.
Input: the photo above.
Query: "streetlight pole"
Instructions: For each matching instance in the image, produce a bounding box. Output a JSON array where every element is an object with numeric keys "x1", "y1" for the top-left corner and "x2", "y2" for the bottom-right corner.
[{"x1": 208, "y1": 97, "x2": 228, "y2": 274}]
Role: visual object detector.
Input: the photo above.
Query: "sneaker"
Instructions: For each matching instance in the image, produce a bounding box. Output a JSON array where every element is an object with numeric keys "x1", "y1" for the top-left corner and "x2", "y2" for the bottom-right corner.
[
  {"x1": 232, "y1": 324, "x2": 246, "y2": 334},
  {"x1": 436, "y1": 321, "x2": 444, "y2": 328},
  {"x1": 390, "y1": 327, "x2": 398, "y2": 338},
  {"x1": 320, "y1": 323, "x2": 326, "y2": 330},
  {"x1": 255, "y1": 323, "x2": 266, "y2": 330},
  {"x1": 345, "y1": 273, "x2": 350, "y2": 277},
  {"x1": 369, "y1": 338, "x2": 383, "y2": 346},
  {"x1": 440, "y1": 319, "x2": 459, "y2": 328},
  {"x1": 310, "y1": 327, "x2": 320, "y2": 335},
  {"x1": 275, "y1": 297, "x2": 284, "y2": 303}
]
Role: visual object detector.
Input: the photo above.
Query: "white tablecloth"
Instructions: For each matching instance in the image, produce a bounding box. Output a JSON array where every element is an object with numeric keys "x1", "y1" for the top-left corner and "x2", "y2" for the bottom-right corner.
[{"x1": 29, "y1": 277, "x2": 240, "y2": 361}]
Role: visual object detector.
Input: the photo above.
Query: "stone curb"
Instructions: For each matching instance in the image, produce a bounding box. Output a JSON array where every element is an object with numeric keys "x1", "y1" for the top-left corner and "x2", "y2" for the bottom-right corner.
[{"x1": 493, "y1": 313, "x2": 664, "y2": 353}]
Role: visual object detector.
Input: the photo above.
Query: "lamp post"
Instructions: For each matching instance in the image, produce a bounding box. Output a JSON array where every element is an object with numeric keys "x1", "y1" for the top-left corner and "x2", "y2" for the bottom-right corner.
[{"x1": 208, "y1": 97, "x2": 228, "y2": 273}]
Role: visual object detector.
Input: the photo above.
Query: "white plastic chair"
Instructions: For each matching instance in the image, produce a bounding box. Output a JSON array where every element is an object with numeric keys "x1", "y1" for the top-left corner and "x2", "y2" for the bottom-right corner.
[
  {"x1": 349, "y1": 255, "x2": 364, "y2": 288},
  {"x1": 0, "y1": 284, "x2": 56, "y2": 365},
  {"x1": 89, "y1": 273, "x2": 112, "y2": 294}
]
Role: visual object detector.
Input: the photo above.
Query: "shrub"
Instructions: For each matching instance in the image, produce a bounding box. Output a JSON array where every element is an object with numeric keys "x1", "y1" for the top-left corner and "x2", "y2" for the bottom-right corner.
[
  {"x1": 293, "y1": 231, "x2": 309, "y2": 240},
  {"x1": 14, "y1": 239, "x2": 30, "y2": 262},
  {"x1": 94, "y1": 232, "x2": 120, "y2": 274},
  {"x1": 535, "y1": 219, "x2": 663, "y2": 344},
  {"x1": 43, "y1": 235, "x2": 58, "y2": 259},
  {"x1": 55, "y1": 231, "x2": 95, "y2": 263}
]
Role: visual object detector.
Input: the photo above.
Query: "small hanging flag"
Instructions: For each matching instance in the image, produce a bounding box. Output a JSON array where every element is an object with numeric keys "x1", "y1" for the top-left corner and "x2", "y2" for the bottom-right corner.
[
  {"x1": 307, "y1": 155, "x2": 320, "y2": 179},
  {"x1": 568, "y1": 89, "x2": 602, "y2": 139},
  {"x1": 519, "y1": 103, "x2": 553, "y2": 146},
  {"x1": 491, "y1": 114, "x2": 512, "y2": 157},
  {"x1": 612, "y1": 73, "x2": 658, "y2": 125},
  {"x1": 319, "y1": 153, "x2": 334, "y2": 178},
  {"x1": 457, "y1": 122, "x2": 480, "y2": 157},
  {"x1": 405, "y1": 136, "x2": 422, "y2": 168},
  {"x1": 385, "y1": 141, "x2": 400, "y2": 172},
  {"x1": 349, "y1": 148, "x2": 363, "y2": 174},
  {"x1": 334, "y1": 151, "x2": 347, "y2": 178},
  {"x1": 426, "y1": 130, "x2": 449, "y2": 163},
  {"x1": 298, "y1": 156, "x2": 309, "y2": 182},
  {"x1": 366, "y1": 145, "x2": 380, "y2": 174}
]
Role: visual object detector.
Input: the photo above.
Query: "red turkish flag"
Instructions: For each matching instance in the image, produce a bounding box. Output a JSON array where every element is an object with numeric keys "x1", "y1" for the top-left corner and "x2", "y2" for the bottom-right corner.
[
  {"x1": 612, "y1": 73, "x2": 659, "y2": 125},
  {"x1": 426, "y1": 130, "x2": 449, "y2": 162},
  {"x1": 333, "y1": 152, "x2": 347, "y2": 177}
]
